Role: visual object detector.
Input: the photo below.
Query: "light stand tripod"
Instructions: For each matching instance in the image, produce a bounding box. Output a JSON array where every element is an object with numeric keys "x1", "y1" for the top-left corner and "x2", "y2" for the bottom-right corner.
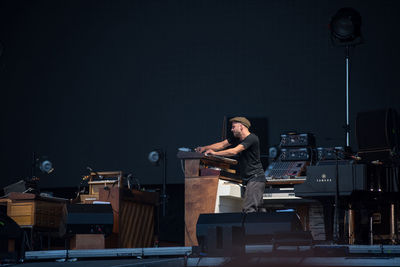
[
  {"x1": 161, "y1": 150, "x2": 168, "y2": 217},
  {"x1": 329, "y1": 7, "x2": 362, "y2": 243},
  {"x1": 344, "y1": 45, "x2": 351, "y2": 148},
  {"x1": 148, "y1": 149, "x2": 168, "y2": 217},
  {"x1": 333, "y1": 148, "x2": 341, "y2": 242},
  {"x1": 332, "y1": 46, "x2": 351, "y2": 243}
]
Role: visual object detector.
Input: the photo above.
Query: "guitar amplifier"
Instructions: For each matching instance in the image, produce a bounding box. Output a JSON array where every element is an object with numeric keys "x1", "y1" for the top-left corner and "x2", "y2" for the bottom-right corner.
[
  {"x1": 280, "y1": 148, "x2": 311, "y2": 161},
  {"x1": 280, "y1": 133, "x2": 315, "y2": 148},
  {"x1": 316, "y1": 147, "x2": 345, "y2": 161}
]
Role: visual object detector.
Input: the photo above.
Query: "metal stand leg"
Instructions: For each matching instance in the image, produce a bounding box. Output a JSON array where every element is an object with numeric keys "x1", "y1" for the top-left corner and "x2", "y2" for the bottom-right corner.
[
  {"x1": 390, "y1": 203, "x2": 397, "y2": 244},
  {"x1": 369, "y1": 216, "x2": 374, "y2": 245},
  {"x1": 348, "y1": 208, "x2": 355, "y2": 245}
]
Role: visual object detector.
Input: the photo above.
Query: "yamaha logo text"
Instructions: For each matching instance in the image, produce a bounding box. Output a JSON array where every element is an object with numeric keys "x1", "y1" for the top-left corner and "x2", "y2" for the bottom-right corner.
[{"x1": 316, "y1": 173, "x2": 333, "y2": 183}]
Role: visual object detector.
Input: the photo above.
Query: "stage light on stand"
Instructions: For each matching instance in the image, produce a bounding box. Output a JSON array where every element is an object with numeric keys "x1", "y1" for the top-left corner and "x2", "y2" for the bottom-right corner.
[
  {"x1": 329, "y1": 7, "x2": 362, "y2": 244},
  {"x1": 30, "y1": 153, "x2": 55, "y2": 189},
  {"x1": 328, "y1": 7, "x2": 363, "y2": 148},
  {"x1": 330, "y1": 8, "x2": 362, "y2": 46},
  {"x1": 148, "y1": 150, "x2": 163, "y2": 165},
  {"x1": 39, "y1": 160, "x2": 54, "y2": 174},
  {"x1": 148, "y1": 149, "x2": 168, "y2": 217}
]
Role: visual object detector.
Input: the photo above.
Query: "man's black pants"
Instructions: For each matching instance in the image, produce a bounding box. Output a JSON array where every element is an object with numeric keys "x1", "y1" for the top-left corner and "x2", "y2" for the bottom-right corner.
[{"x1": 242, "y1": 178, "x2": 266, "y2": 213}]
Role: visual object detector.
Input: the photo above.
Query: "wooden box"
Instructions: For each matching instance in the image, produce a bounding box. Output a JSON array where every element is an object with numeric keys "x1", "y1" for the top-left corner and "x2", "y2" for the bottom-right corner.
[{"x1": 5, "y1": 194, "x2": 66, "y2": 229}]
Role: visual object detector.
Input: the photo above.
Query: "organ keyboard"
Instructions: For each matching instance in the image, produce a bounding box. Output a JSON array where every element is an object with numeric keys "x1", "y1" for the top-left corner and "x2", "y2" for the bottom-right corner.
[{"x1": 178, "y1": 151, "x2": 241, "y2": 182}]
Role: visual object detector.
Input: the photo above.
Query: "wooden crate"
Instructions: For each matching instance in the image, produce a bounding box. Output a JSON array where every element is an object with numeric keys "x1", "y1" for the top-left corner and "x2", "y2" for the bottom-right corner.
[{"x1": 70, "y1": 234, "x2": 104, "y2": 249}]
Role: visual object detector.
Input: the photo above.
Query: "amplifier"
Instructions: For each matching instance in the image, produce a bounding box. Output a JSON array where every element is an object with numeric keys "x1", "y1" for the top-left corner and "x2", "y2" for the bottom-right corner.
[
  {"x1": 280, "y1": 148, "x2": 311, "y2": 161},
  {"x1": 317, "y1": 147, "x2": 345, "y2": 161},
  {"x1": 263, "y1": 187, "x2": 298, "y2": 200},
  {"x1": 280, "y1": 133, "x2": 315, "y2": 148},
  {"x1": 357, "y1": 149, "x2": 393, "y2": 162}
]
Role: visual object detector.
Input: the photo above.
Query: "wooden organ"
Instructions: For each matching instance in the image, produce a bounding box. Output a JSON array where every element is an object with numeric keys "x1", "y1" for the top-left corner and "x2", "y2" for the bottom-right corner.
[
  {"x1": 177, "y1": 151, "x2": 243, "y2": 246},
  {"x1": 79, "y1": 171, "x2": 159, "y2": 248}
]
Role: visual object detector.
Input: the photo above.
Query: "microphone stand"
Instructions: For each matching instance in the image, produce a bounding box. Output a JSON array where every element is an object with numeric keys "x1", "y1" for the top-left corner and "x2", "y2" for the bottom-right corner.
[
  {"x1": 86, "y1": 166, "x2": 100, "y2": 180},
  {"x1": 162, "y1": 150, "x2": 167, "y2": 217}
]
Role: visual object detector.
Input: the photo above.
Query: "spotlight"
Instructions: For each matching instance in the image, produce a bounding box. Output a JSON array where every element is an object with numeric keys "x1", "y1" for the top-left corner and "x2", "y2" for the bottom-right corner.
[
  {"x1": 330, "y1": 8, "x2": 362, "y2": 46},
  {"x1": 329, "y1": 8, "x2": 363, "y2": 147},
  {"x1": 39, "y1": 160, "x2": 54, "y2": 174},
  {"x1": 148, "y1": 150, "x2": 163, "y2": 165},
  {"x1": 28, "y1": 153, "x2": 54, "y2": 191}
]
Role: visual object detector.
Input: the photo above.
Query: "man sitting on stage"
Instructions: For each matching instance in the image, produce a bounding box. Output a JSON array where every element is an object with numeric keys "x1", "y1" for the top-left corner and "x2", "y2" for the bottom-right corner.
[{"x1": 195, "y1": 117, "x2": 266, "y2": 213}]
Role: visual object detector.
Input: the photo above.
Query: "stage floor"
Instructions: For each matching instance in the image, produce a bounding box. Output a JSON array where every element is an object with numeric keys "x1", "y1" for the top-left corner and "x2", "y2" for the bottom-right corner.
[
  {"x1": 11, "y1": 245, "x2": 400, "y2": 267},
  {"x1": 17, "y1": 258, "x2": 185, "y2": 267}
]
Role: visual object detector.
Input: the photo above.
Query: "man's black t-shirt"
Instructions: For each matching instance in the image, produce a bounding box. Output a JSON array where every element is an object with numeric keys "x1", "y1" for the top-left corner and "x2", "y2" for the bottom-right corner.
[{"x1": 228, "y1": 133, "x2": 265, "y2": 183}]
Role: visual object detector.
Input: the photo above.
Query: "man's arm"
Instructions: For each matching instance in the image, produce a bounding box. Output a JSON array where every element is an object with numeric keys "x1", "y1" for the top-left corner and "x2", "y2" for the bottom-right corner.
[
  {"x1": 195, "y1": 139, "x2": 230, "y2": 153},
  {"x1": 205, "y1": 144, "x2": 245, "y2": 157}
]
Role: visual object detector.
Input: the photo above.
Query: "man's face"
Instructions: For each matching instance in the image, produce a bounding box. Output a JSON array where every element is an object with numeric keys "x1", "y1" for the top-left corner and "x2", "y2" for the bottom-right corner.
[{"x1": 231, "y1": 122, "x2": 242, "y2": 137}]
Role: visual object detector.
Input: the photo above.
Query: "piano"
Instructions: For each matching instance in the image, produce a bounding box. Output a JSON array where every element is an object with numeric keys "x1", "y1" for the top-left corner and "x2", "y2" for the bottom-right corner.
[
  {"x1": 177, "y1": 151, "x2": 242, "y2": 246},
  {"x1": 294, "y1": 163, "x2": 367, "y2": 197},
  {"x1": 292, "y1": 163, "x2": 391, "y2": 244}
]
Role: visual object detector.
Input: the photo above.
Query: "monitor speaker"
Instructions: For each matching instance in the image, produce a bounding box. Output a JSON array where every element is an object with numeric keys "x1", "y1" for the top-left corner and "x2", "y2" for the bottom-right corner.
[
  {"x1": 196, "y1": 212, "x2": 312, "y2": 256},
  {"x1": 66, "y1": 204, "x2": 113, "y2": 236},
  {"x1": 0, "y1": 212, "x2": 24, "y2": 262},
  {"x1": 196, "y1": 213, "x2": 244, "y2": 256},
  {"x1": 244, "y1": 212, "x2": 306, "y2": 245}
]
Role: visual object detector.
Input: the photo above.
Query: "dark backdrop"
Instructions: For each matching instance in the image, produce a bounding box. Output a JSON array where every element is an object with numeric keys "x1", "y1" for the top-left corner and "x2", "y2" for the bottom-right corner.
[{"x1": 1, "y1": 0, "x2": 399, "y2": 189}]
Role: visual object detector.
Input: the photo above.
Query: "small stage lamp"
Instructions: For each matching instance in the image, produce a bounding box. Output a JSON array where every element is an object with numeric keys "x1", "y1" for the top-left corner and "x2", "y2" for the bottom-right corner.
[
  {"x1": 148, "y1": 150, "x2": 163, "y2": 165},
  {"x1": 39, "y1": 160, "x2": 54, "y2": 174},
  {"x1": 330, "y1": 8, "x2": 362, "y2": 46}
]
